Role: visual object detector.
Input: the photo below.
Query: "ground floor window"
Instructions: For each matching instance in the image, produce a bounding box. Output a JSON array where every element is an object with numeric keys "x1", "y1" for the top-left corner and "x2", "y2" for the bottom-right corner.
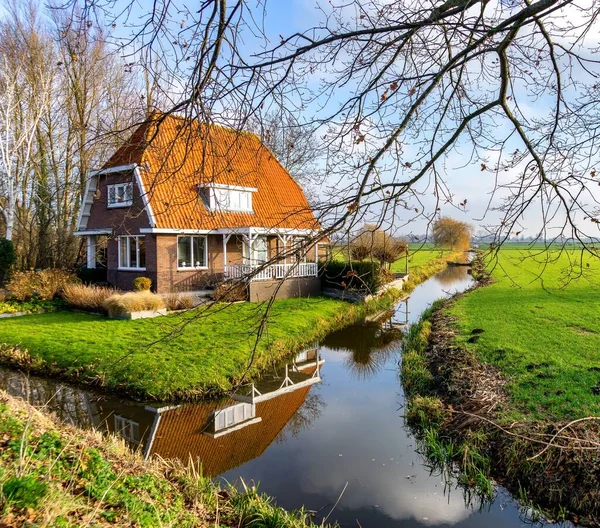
[
  {"x1": 178, "y1": 235, "x2": 207, "y2": 268},
  {"x1": 118, "y1": 235, "x2": 145, "y2": 269}
]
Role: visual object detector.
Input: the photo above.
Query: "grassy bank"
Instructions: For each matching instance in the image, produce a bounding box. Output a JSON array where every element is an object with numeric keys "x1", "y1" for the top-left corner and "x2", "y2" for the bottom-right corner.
[
  {"x1": 401, "y1": 250, "x2": 600, "y2": 524},
  {"x1": 0, "y1": 390, "x2": 323, "y2": 527},
  {"x1": 0, "y1": 293, "x2": 402, "y2": 402}
]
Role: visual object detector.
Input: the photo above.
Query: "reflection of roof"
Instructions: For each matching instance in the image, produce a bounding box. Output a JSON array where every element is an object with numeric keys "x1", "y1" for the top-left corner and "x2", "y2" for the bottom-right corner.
[
  {"x1": 147, "y1": 385, "x2": 312, "y2": 476},
  {"x1": 103, "y1": 113, "x2": 319, "y2": 231}
]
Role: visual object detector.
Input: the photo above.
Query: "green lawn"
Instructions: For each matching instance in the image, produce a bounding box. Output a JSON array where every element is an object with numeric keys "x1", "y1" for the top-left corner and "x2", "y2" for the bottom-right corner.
[
  {"x1": 0, "y1": 297, "x2": 354, "y2": 401},
  {"x1": 449, "y1": 248, "x2": 600, "y2": 421}
]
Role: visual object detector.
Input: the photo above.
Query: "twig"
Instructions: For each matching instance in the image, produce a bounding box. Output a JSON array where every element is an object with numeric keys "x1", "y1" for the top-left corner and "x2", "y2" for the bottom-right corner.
[{"x1": 323, "y1": 481, "x2": 348, "y2": 524}]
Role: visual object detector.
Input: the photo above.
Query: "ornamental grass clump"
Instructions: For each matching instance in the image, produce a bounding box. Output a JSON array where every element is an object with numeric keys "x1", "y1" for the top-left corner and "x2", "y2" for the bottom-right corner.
[
  {"x1": 163, "y1": 292, "x2": 195, "y2": 311},
  {"x1": 103, "y1": 291, "x2": 165, "y2": 318},
  {"x1": 62, "y1": 284, "x2": 116, "y2": 313}
]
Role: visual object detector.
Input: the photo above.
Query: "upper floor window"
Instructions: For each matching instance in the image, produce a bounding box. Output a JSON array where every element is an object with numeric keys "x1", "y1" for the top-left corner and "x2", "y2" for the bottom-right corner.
[
  {"x1": 199, "y1": 184, "x2": 255, "y2": 213},
  {"x1": 107, "y1": 182, "x2": 133, "y2": 208},
  {"x1": 213, "y1": 188, "x2": 252, "y2": 212},
  {"x1": 119, "y1": 235, "x2": 145, "y2": 270},
  {"x1": 213, "y1": 402, "x2": 255, "y2": 432}
]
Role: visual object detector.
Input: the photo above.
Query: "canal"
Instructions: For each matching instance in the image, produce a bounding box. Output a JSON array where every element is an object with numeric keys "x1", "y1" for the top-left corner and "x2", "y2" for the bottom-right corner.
[{"x1": 0, "y1": 265, "x2": 569, "y2": 527}]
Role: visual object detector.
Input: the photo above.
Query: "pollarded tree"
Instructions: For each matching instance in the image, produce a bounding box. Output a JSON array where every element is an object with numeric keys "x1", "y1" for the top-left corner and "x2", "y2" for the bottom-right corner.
[
  {"x1": 351, "y1": 224, "x2": 408, "y2": 268},
  {"x1": 432, "y1": 217, "x2": 473, "y2": 251}
]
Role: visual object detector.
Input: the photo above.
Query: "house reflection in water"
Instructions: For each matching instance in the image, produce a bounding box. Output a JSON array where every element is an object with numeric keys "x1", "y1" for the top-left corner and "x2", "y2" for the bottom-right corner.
[
  {"x1": 0, "y1": 347, "x2": 323, "y2": 478},
  {"x1": 143, "y1": 348, "x2": 323, "y2": 476}
]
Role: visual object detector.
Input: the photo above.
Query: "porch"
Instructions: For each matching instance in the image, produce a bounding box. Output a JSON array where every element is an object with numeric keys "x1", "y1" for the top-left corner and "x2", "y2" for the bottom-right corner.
[{"x1": 224, "y1": 262, "x2": 318, "y2": 281}]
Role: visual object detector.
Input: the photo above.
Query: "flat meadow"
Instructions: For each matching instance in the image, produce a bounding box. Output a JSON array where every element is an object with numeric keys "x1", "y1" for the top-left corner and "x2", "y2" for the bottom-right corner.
[{"x1": 449, "y1": 246, "x2": 600, "y2": 421}]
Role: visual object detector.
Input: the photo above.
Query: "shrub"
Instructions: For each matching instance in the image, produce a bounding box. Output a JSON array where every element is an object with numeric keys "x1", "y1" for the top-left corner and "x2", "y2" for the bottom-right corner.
[
  {"x1": 212, "y1": 281, "x2": 248, "y2": 302},
  {"x1": 62, "y1": 284, "x2": 116, "y2": 313},
  {"x1": 7, "y1": 269, "x2": 80, "y2": 301},
  {"x1": 321, "y1": 260, "x2": 381, "y2": 292},
  {"x1": 0, "y1": 302, "x2": 18, "y2": 314},
  {"x1": 0, "y1": 239, "x2": 16, "y2": 283},
  {"x1": 103, "y1": 291, "x2": 165, "y2": 318},
  {"x1": 132, "y1": 276, "x2": 152, "y2": 291},
  {"x1": 163, "y1": 292, "x2": 195, "y2": 311}
]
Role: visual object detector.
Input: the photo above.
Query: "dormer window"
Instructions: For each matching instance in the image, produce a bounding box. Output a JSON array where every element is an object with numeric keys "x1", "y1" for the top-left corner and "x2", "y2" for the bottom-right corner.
[
  {"x1": 107, "y1": 182, "x2": 133, "y2": 208},
  {"x1": 199, "y1": 184, "x2": 256, "y2": 213}
]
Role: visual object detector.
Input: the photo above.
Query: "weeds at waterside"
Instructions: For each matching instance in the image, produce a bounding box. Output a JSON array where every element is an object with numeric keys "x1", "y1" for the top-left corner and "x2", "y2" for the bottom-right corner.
[{"x1": 401, "y1": 307, "x2": 495, "y2": 501}]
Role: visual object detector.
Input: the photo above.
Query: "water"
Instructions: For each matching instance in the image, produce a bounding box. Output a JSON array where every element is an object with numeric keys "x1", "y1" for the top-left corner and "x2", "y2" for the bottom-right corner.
[{"x1": 0, "y1": 266, "x2": 569, "y2": 527}]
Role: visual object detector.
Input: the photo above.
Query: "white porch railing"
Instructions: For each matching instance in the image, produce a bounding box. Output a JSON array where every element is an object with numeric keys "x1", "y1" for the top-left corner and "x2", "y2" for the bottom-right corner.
[{"x1": 224, "y1": 262, "x2": 318, "y2": 281}]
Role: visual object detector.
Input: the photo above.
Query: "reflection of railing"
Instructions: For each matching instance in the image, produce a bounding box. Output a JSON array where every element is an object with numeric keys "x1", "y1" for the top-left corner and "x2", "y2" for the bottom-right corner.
[
  {"x1": 224, "y1": 262, "x2": 318, "y2": 281},
  {"x1": 234, "y1": 351, "x2": 323, "y2": 404}
]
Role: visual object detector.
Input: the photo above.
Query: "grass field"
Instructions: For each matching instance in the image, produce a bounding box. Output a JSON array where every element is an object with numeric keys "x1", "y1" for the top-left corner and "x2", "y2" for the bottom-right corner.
[
  {"x1": 333, "y1": 242, "x2": 457, "y2": 273},
  {"x1": 0, "y1": 297, "x2": 357, "y2": 401},
  {"x1": 449, "y1": 248, "x2": 600, "y2": 421}
]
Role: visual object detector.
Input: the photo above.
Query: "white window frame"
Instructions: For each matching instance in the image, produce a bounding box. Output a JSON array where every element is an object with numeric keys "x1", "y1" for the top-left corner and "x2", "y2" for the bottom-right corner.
[
  {"x1": 114, "y1": 415, "x2": 140, "y2": 444},
  {"x1": 118, "y1": 235, "x2": 146, "y2": 270},
  {"x1": 107, "y1": 182, "x2": 133, "y2": 208},
  {"x1": 212, "y1": 188, "x2": 253, "y2": 213},
  {"x1": 177, "y1": 235, "x2": 208, "y2": 270}
]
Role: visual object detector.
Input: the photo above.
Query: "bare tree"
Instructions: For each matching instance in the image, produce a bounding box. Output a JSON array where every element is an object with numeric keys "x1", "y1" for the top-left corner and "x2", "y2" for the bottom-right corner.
[
  {"x1": 0, "y1": 1, "x2": 145, "y2": 268},
  {"x1": 0, "y1": 57, "x2": 50, "y2": 241}
]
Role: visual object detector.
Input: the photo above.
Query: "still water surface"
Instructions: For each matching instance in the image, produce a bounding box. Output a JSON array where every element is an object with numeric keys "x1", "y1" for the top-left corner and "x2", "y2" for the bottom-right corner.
[{"x1": 0, "y1": 266, "x2": 569, "y2": 527}]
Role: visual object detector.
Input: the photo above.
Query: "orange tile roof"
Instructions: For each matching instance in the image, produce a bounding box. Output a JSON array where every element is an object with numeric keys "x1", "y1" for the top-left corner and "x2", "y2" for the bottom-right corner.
[
  {"x1": 104, "y1": 114, "x2": 320, "y2": 231},
  {"x1": 148, "y1": 387, "x2": 312, "y2": 476}
]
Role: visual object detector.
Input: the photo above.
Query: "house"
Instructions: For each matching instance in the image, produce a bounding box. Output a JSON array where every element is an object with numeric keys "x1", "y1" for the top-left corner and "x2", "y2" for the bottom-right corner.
[{"x1": 74, "y1": 113, "x2": 325, "y2": 300}]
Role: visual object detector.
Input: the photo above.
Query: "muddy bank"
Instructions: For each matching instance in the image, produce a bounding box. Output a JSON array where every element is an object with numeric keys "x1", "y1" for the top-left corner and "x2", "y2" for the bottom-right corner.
[{"x1": 402, "y1": 289, "x2": 600, "y2": 526}]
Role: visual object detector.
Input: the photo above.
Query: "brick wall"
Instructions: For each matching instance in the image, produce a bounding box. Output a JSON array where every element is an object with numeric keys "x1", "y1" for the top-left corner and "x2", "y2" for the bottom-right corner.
[
  {"x1": 154, "y1": 234, "x2": 245, "y2": 292},
  {"x1": 87, "y1": 171, "x2": 150, "y2": 234}
]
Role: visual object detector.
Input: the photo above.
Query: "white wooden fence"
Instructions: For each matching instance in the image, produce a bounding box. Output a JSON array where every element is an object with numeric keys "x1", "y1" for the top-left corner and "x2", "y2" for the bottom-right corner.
[{"x1": 224, "y1": 262, "x2": 318, "y2": 281}]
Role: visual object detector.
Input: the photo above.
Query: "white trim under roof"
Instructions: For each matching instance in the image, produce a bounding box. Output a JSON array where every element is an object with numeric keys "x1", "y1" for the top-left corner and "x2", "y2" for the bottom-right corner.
[
  {"x1": 134, "y1": 165, "x2": 157, "y2": 228},
  {"x1": 89, "y1": 163, "x2": 137, "y2": 176},
  {"x1": 74, "y1": 229, "x2": 112, "y2": 237},
  {"x1": 139, "y1": 228, "x2": 213, "y2": 234},
  {"x1": 138, "y1": 227, "x2": 318, "y2": 236},
  {"x1": 201, "y1": 183, "x2": 258, "y2": 193}
]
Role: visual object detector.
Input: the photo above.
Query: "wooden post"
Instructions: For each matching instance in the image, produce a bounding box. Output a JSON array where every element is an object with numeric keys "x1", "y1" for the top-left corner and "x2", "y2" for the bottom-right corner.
[{"x1": 86, "y1": 235, "x2": 96, "y2": 269}]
